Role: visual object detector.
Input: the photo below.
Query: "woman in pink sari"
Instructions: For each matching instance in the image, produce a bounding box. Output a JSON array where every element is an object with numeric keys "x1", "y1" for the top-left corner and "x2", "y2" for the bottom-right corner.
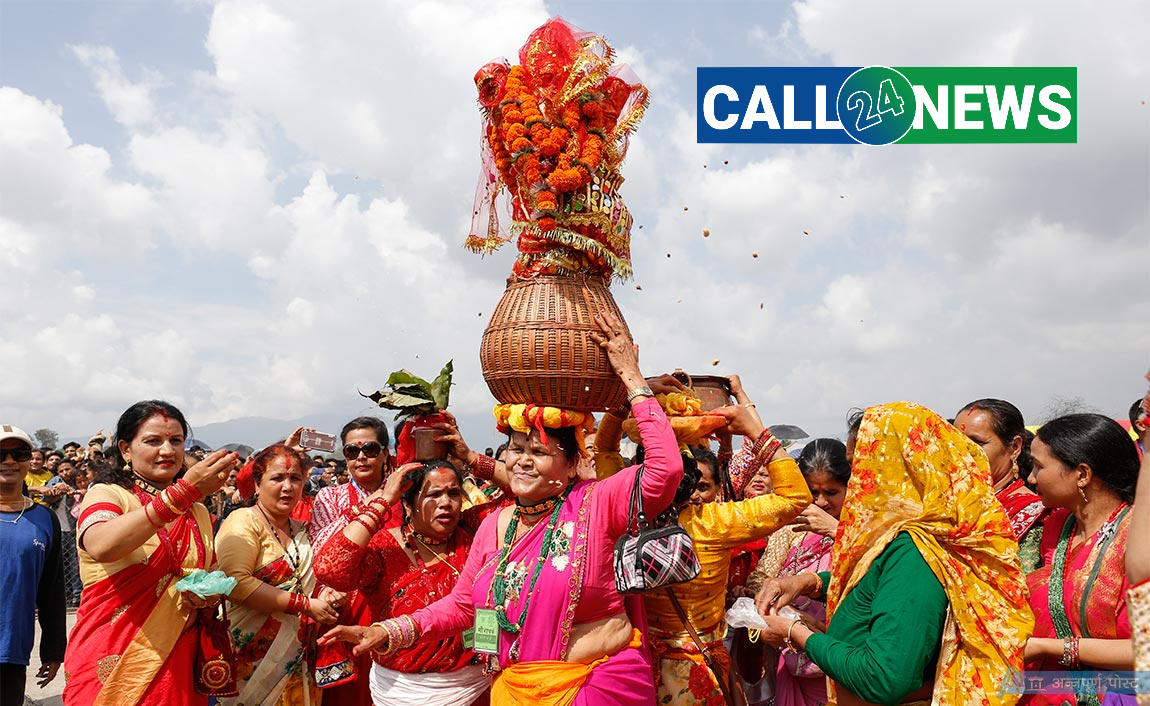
[
  {"x1": 1023, "y1": 413, "x2": 1139, "y2": 706},
  {"x1": 771, "y1": 438, "x2": 850, "y2": 706},
  {"x1": 321, "y1": 311, "x2": 683, "y2": 705},
  {"x1": 64, "y1": 400, "x2": 239, "y2": 706}
]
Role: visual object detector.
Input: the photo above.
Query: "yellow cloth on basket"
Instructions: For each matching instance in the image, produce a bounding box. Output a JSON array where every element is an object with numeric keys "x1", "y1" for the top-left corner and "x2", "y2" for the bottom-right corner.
[{"x1": 490, "y1": 629, "x2": 642, "y2": 706}]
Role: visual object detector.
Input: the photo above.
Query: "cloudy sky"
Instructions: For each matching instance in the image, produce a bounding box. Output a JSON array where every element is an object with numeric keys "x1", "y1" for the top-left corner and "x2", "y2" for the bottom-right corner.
[{"x1": 2, "y1": 0, "x2": 1147, "y2": 445}]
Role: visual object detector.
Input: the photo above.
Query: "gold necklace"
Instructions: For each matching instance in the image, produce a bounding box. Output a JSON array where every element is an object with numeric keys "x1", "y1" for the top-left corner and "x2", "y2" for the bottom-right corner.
[{"x1": 412, "y1": 534, "x2": 461, "y2": 577}]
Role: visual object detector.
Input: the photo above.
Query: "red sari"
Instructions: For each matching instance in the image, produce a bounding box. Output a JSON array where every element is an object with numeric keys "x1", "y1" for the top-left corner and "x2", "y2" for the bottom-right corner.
[
  {"x1": 64, "y1": 483, "x2": 215, "y2": 706},
  {"x1": 1024, "y1": 506, "x2": 1132, "y2": 706},
  {"x1": 314, "y1": 504, "x2": 495, "y2": 673}
]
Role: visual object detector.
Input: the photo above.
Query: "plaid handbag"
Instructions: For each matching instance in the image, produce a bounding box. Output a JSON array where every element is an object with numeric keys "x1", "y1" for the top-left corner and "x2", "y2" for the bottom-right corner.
[{"x1": 614, "y1": 465, "x2": 701, "y2": 593}]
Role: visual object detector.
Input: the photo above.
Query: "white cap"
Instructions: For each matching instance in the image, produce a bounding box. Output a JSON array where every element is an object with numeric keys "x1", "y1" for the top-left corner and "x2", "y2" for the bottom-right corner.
[{"x1": 0, "y1": 425, "x2": 34, "y2": 448}]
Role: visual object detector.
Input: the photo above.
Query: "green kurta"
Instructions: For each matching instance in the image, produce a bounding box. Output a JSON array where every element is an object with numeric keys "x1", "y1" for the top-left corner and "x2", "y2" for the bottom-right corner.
[{"x1": 804, "y1": 532, "x2": 948, "y2": 705}]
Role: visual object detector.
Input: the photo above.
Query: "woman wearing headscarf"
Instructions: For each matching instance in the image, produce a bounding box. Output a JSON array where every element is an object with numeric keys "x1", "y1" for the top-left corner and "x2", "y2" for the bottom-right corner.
[{"x1": 756, "y1": 401, "x2": 1033, "y2": 706}]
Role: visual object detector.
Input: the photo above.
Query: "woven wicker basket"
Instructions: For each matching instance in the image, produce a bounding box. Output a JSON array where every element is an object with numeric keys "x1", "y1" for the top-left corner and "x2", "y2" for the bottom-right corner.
[{"x1": 480, "y1": 275, "x2": 630, "y2": 411}]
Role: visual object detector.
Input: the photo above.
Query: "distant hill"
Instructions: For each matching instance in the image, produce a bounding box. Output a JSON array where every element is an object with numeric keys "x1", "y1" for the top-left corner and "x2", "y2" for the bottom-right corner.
[{"x1": 63, "y1": 409, "x2": 508, "y2": 455}]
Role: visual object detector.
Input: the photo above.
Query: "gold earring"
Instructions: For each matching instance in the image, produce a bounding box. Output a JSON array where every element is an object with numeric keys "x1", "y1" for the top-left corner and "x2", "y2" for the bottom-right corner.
[
  {"x1": 1011, "y1": 459, "x2": 1019, "y2": 477},
  {"x1": 1078, "y1": 485, "x2": 1088, "y2": 503},
  {"x1": 124, "y1": 458, "x2": 132, "y2": 473}
]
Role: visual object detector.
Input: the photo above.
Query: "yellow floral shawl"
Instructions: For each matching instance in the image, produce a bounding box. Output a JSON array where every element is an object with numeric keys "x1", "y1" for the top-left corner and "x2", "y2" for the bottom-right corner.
[{"x1": 829, "y1": 401, "x2": 1033, "y2": 706}]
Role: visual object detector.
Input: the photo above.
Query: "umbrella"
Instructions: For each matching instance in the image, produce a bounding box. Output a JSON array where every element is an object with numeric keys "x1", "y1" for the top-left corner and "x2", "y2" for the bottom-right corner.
[
  {"x1": 769, "y1": 424, "x2": 809, "y2": 441},
  {"x1": 184, "y1": 438, "x2": 212, "y2": 451},
  {"x1": 220, "y1": 443, "x2": 255, "y2": 457}
]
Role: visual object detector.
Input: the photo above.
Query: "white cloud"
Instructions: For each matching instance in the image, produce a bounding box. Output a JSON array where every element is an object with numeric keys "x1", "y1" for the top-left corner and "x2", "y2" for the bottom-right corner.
[
  {"x1": 72, "y1": 44, "x2": 163, "y2": 128},
  {"x1": 2, "y1": 0, "x2": 1147, "y2": 444}
]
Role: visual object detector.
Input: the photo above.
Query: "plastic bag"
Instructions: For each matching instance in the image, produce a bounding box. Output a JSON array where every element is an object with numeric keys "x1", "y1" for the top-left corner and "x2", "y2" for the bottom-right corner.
[
  {"x1": 725, "y1": 596, "x2": 768, "y2": 630},
  {"x1": 176, "y1": 569, "x2": 237, "y2": 598}
]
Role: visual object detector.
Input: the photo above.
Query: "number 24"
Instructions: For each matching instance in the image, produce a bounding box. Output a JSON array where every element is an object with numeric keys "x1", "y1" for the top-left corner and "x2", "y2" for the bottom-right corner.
[{"x1": 846, "y1": 78, "x2": 905, "y2": 131}]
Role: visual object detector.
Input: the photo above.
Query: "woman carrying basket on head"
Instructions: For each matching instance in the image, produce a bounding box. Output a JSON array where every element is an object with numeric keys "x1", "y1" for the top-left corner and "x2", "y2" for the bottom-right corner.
[{"x1": 321, "y1": 310, "x2": 683, "y2": 705}]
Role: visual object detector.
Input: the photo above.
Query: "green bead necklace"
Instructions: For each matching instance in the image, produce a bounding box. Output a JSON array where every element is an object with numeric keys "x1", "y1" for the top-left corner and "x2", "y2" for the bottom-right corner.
[{"x1": 491, "y1": 487, "x2": 569, "y2": 635}]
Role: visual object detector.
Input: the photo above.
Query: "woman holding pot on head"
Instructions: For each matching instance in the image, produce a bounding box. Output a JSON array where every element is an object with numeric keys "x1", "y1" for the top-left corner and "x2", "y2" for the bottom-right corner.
[
  {"x1": 314, "y1": 459, "x2": 504, "y2": 706},
  {"x1": 955, "y1": 398, "x2": 1048, "y2": 572},
  {"x1": 64, "y1": 400, "x2": 239, "y2": 706},
  {"x1": 755, "y1": 402, "x2": 1032, "y2": 706},
  {"x1": 321, "y1": 310, "x2": 684, "y2": 705},
  {"x1": 214, "y1": 443, "x2": 342, "y2": 706},
  {"x1": 1021, "y1": 414, "x2": 1139, "y2": 706}
]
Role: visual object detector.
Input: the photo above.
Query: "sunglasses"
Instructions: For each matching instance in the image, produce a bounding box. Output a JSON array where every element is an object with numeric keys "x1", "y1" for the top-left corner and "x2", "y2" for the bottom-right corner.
[
  {"x1": 0, "y1": 448, "x2": 33, "y2": 462},
  {"x1": 343, "y1": 442, "x2": 384, "y2": 460}
]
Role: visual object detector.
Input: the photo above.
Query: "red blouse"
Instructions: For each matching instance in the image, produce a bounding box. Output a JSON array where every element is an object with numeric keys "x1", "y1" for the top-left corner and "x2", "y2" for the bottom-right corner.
[{"x1": 313, "y1": 504, "x2": 499, "y2": 673}]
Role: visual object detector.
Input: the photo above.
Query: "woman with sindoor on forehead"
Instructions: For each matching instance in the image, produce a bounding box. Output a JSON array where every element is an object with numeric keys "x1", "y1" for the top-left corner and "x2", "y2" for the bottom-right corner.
[
  {"x1": 954, "y1": 398, "x2": 1048, "y2": 572},
  {"x1": 214, "y1": 443, "x2": 343, "y2": 706},
  {"x1": 314, "y1": 456, "x2": 508, "y2": 706},
  {"x1": 755, "y1": 402, "x2": 1032, "y2": 706},
  {"x1": 320, "y1": 310, "x2": 683, "y2": 706},
  {"x1": 64, "y1": 400, "x2": 239, "y2": 706},
  {"x1": 1020, "y1": 414, "x2": 1139, "y2": 706}
]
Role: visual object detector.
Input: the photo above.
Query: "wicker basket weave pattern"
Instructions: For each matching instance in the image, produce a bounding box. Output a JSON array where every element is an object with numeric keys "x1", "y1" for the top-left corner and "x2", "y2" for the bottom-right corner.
[{"x1": 480, "y1": 275, "x2": 630, "y2": 411}]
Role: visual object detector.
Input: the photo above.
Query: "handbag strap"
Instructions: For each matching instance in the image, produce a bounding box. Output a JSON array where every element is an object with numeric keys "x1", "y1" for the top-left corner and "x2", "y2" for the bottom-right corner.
[
  {"x1": 664, "y1": 587, "x2": 737, "y2": 706},
  {"x1": 628, "y1": 464, "x2": 648, "y2": 533}
]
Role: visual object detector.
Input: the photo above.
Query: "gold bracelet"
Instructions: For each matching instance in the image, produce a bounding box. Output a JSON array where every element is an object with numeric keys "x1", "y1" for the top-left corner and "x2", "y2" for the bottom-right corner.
[
  {"x1": 784, "y1": 619, "x2": 804, "y2": 650},
  {"x1": 805, "y1": 571, "x2": 824, "y2": 595},
  {"x1": 744, "y1": 402, "x2": 756, "y2": 409}
]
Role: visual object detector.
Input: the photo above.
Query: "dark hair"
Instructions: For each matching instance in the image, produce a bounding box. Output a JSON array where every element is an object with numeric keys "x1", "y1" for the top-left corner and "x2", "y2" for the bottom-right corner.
[
  {"x1": 1036, "y1": 413, "x2": 1139, "y2": 503},
  {"x1": 798, "y1": 438, "x2": 852, "y2": 486},
  {"x1": 656, "y1": 451, "x2": 700, "y2": 525},
  {"x1": 400, "y1": 460, "x2": 463, "y2": 522},
  {"x1": 691, "y1": 446, "x2": 732, "y2": 500},
  {"x1": 98, "y1": 400, "x2": 189, "y2": 488},
  {"x1": 1130, "y1": 399, "x2": 1147, "y2": 429},
  {"x1": 957, "y1": 398, "x2": 1032, "y2": 476},
  {"x1": 341, "y1": 416, "x2": 391, "y2": 448},
  {"x1": 846, "y1": 407, "x2": 865, "y2": 441},
  {"x1": 494, "y1": 442, "x2": 509, "y2": 460},
  {"x1": 250, "y1": 443, "x2": 307, "y2": 492}
]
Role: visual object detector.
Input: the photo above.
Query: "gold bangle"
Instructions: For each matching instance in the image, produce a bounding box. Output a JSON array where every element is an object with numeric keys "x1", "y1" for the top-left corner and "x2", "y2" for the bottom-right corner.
[
  {"x1": 744, "y1": 402, "x2": 756, "y2": 409},
  {"x1": 805, "y1": 571, "x2": 824, "y2": 595},
  {"x1": 784, "y1": 619, "x2": 803, "y2": 650}
]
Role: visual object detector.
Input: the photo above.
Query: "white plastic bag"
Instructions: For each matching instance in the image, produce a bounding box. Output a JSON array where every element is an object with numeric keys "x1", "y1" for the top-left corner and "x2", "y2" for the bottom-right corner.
[{"x1": 725, "y1": 596, "x2": 769, "y2": 630}]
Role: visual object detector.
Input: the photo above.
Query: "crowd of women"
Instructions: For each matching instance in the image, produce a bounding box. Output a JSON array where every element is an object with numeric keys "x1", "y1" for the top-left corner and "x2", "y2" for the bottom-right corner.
[{"x1": 3, "y1": 314, "x2": 1148, "y2": 706}]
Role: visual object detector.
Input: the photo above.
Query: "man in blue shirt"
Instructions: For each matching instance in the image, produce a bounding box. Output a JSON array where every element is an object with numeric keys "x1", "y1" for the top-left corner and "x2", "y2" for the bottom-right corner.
[{"x1": 0, "y1": 425, "x2": 66, "y2": 706}]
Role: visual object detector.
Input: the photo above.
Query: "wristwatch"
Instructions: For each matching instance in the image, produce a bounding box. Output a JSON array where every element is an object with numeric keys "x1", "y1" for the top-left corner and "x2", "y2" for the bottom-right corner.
[{"x1": 626, "y1": 385, "x2": 654, "y2": 402}]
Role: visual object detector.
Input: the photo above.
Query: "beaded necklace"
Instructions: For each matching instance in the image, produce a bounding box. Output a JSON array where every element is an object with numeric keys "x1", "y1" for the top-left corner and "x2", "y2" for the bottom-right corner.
[
  {"x1": 491, "y1": 486, "x2": 569, "y2": 635},
  {"x1": 1048, "y1": 502, "x2": 1129, "y2": 706},
  {"x1": 257, "y1": 504, "x2": 303, "y2": 590}
]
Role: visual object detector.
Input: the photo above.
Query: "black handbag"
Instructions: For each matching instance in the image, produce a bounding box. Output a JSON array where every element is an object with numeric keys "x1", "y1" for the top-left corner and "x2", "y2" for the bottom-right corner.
[{"x1": 613, "y1": 465, "x2": 701, "y2": 593}]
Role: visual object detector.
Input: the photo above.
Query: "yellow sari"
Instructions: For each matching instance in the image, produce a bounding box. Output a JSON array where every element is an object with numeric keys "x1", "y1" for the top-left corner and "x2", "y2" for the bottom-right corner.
[{"x1": 831, "y1": 402, "x2": 1034, "y2": 706}]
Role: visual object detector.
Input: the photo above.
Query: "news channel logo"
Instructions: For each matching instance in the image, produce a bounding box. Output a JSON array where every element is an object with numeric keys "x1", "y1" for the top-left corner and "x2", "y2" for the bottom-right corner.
[{"x1": 697, "y1": 66, "x2": 1076, "y2": 145}]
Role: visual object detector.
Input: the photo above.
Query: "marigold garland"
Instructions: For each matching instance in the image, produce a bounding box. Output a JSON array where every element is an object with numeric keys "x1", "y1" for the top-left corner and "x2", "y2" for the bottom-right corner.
[{"x1": 467, "y1": 17, "x2": 649, "y2": 279}]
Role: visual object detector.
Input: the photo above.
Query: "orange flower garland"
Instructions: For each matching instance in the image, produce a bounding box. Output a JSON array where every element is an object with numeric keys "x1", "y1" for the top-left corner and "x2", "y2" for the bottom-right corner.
[
  {"x1": 485, "y1": 63, "x2": 614, "y2": 231},
  {"x1": 467, "y1": 18, "x2": 649, "y2": 278}
]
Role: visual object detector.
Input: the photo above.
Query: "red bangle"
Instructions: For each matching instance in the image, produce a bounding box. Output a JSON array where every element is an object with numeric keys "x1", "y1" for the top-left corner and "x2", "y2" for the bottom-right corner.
[
  {"x1": 150, "y1": 494, "x2": 180, "y2": 523},
  {"x1": 469, "y1": 453, "x2": 497, "y2": 481},
  {"x1": 175, "y1": 478, "x2": 204, "y2": 502},
  {"x1": 286, "y1": 592, "x2": 308, "y2": 615}
]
